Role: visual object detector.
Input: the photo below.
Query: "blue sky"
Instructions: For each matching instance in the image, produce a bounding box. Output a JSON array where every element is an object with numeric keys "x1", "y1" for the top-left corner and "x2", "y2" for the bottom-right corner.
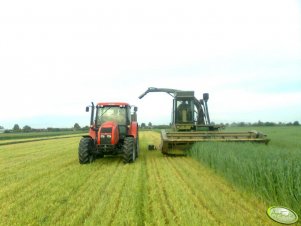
[{"x1": 0, "y1": 0, "x2": 300, "y2": 129}]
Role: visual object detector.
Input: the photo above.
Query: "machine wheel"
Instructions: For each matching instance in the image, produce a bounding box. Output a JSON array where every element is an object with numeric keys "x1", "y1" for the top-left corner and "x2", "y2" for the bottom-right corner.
[
  {"x1": 78, "y1": 137, "x2": 94, "y2": 164},
  {"x1": 135, "y1": 135, "x2": 139, "y2": 158},
  {"x1": 96, "y1": 152, "x2": 104, "y2": 158},
  {"x1": 123, "y1": 137, "x2": 136, "y2": 163}
]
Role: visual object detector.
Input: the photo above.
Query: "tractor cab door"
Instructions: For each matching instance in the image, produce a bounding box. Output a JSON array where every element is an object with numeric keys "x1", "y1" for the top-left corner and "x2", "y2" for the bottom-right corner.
[{"x1": 115, "y1": 106, "x2": 130, "y2": 139}]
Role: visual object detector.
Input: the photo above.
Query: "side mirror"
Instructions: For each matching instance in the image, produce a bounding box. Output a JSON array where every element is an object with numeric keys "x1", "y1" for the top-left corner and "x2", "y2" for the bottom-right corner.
[
  {"x1": 203, "y1": 93, "x2": 209, "y2": 102},
  {"x1": 86, "y1": 106, "x2": 89, "y2": 112},
  {"x1": 134, "y1": 106, "x2": 138, "y2": 112}
]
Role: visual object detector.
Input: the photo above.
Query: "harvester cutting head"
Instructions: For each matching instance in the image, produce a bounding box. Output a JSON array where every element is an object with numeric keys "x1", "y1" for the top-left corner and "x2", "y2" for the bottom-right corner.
[
  {"x1": 139, "y1": 87, "x2": 270, "y2": 155},
  {"x1": 160, "y1": 130, "x2": 269, "y2": 155}
]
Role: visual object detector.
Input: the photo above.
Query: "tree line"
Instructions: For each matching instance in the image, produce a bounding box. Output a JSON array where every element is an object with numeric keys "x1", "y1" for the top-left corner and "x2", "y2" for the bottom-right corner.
[
  {"x1": 220, "y1": 120, "x2": 300, "y2": 127},
  {"x1": 0, "y1": 123, "x2": 89, "y2": 133},
  {"x1": 139, "y1": 120, "x2": 300, "y2": 129},
  {"x1": 0, "y1": 120, "x2": 299, "y2": 133}
]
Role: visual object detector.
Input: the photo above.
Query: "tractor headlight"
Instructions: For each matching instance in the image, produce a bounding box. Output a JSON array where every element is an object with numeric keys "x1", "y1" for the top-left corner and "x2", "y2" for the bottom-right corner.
[{"x1": 101, "y1": 134, "x2": 111, "y2": 139}]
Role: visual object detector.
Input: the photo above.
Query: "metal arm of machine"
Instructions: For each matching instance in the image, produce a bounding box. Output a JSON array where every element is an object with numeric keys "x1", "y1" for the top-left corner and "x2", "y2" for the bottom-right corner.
[
  {"x1": 138, "y1": 87, "x2": 181, "y2": 99},
  {"x1": 139, "y1": 87, "x2": 211, "y2": 126}
]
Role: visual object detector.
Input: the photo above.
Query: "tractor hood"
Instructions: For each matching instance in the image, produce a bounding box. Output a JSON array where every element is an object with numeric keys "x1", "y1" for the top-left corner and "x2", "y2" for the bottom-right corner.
[{"x1": 97, "y1": 121, "x2": 119, "y2": 145}]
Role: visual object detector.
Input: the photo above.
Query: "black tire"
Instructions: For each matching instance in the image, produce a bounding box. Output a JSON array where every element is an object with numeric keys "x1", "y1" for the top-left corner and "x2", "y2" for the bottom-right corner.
[
  {"x1": 123, "y1": 137, "x2": 136, "y2": 163},
  {"x1": 135, "y1": 136, "x2": 139, "y2": 158},
  {"x1": 97, "y1": 152, "x2": 104, "y2": 158},
  {"x1": 78, "y1": 137, "x2": 94, "y2": 164}
]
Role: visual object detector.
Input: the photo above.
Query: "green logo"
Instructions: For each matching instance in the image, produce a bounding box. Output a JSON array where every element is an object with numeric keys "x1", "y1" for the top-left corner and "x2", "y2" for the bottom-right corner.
[{"x1": 267, "y1": 206, "x2": 298, "y2": 224}]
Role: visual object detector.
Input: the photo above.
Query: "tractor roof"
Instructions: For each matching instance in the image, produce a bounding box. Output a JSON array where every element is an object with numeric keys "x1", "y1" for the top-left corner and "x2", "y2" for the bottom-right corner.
[{"x1": 97, "y1": 102, "x2": 130, "y2": 107}]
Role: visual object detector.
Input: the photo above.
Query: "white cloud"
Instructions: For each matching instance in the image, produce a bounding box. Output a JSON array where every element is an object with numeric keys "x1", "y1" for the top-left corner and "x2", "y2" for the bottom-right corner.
[{"x1": 0, "y1": 0, "x2": 300, "y2": 128}]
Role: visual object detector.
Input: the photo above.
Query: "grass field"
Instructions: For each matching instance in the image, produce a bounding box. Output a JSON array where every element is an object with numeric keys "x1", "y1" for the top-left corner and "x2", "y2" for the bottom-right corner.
[
  {"x1": 0, "y1": 129, "x2": 297, "y2": 225},
  {"x1": 0, "y1": 131, "x2": 85, "y2": 140},
  {"x1": 189, "y1": 126, "x2": 301, "y2": 220},
  {"x1": 0, "y1": 131, "x2": 85, "y2": 145}
]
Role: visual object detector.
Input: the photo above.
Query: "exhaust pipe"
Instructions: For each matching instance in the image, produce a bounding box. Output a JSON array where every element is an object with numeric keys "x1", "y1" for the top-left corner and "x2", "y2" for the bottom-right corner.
[
  {"x1": 90, "y1": 102, "x2": 95, "y2": 126},
  {"x1": 203, "y1": 93, "x2": 210, "y2": 124}
]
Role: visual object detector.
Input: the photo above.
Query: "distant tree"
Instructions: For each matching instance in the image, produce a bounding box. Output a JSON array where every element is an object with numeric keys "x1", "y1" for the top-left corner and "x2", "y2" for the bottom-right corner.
[
  {"x1": 47, "y1": 127, "x2": 53, "y2": 131},
  {"x1": 47, "y1": 127, "x2": 61, "y2": 132},
  {"x1": 0, "y1": 125, "x2": 4, "y2": 129},
  {"x1": 74, "y1": 123, "x2": 81, "y2": 130},
  {"x1": 230, "y1": 122, "x2": 238, "y2": 127},
  {"x1": 293, "y1": 121, "x2": 300, "y2": 126},
  {"x1": 82, "y1": 125, "x2": 89, "y2": 131},
  {"x1": 153, "y1": 124, "x2": 170, "y2": 129},
  {"x1": 140, "y1": 123, "x2": 146, "y2": 129},
  {"x1": 264, "y1": 122, "x2": 276, "y2": 126},
  {"x1": 238, "y1": 122, "x2": 246, "y2": 127},
  {"x1": 148, "y1": 122, "x2": 152, "y2": 128},
  {"x1": 22, "y1": 125, "x2": 32, "y2": 132},
  {"x1": 13, "y1": 124, "x2": 20, "y2": 131},
  {"x1": 257, "y1": 120, "x2": 264, "y2": 126}
]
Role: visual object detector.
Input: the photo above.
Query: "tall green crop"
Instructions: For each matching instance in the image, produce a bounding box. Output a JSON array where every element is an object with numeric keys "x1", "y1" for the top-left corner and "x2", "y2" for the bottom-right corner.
[{"x1": 188, "y1": 127, "x2": 301, "y2": 217}]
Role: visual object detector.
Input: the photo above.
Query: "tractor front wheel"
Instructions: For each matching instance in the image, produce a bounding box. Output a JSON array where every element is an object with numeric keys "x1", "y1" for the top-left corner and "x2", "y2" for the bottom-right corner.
[
  {"x1": 78, "y1": 137, "x2": 94, "y2": 164},
  {"x1": 135, "y1": 136, "x2": 139, "y2": 158},
  {"x1": 123, "y1": 137, "x2": 136, "y2": 163}
]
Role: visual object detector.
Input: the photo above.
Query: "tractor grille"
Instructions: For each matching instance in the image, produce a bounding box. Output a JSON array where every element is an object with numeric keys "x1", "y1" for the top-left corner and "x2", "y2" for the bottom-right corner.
[
  {"x1": 101, "y1": 127, "x2": 112, "y2": 133},
  {"x1": 101, "y1": 135, "x2": 111, "y2": 144},
  {"x1": 100, "y1": 127, "x2": 112, "y2": 144},
  {"x1": 98, "y1": 144, "x2": 114, "y2": 152}
]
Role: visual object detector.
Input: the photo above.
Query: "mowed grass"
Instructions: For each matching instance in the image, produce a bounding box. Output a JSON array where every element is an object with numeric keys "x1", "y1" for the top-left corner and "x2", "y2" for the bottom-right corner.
[
  {"x1": 189, "y1": 126, "x2": 301, "y2": 219},
  {"x1": 0, "y1": 131, "x2": 84, "y2": 141},
  {"x1": 0, "y1": 131, "x2": 85, "y2": 147},
  {"x1": 0, "y1": 131, "x2": 281, "y2": 225}
]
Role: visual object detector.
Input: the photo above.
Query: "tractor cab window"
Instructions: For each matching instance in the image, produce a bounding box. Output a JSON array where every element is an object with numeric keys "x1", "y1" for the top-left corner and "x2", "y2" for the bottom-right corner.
[
  {"x1": 97, "y1": 106, "x2": 127, "y2": 125},
  {"x1": 127, "y1": 106, "x2": 132, "y2": 123},
  {"x1": 176, "y1": 100, "x2": 194, "y2": 123}
]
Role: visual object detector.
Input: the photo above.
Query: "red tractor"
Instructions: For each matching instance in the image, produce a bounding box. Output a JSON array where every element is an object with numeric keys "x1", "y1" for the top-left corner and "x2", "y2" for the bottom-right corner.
[{"x1": 78, "y1": 102, "x2": 139, "y2": 164}]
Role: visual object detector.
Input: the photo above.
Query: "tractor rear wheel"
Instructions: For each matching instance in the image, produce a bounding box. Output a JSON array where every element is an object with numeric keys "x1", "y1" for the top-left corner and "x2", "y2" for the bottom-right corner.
[
  {"x1": 78, "y1": 137, "x2": 94, "y2": 164},
  {"x1": 123, "y1": 137, "x2": 136, "y2": 163}
]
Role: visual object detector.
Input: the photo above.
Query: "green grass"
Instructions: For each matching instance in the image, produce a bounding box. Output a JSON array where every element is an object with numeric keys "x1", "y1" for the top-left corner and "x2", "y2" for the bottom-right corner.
[
  {"x1": 0, "y1": 131, "x2": 85, "y2": 141},
  {"x1": 0, "y1": 131, "x2": 86, "y2": 146},
  {"x1": 0, "y1": 131, "x2": 280, "y2": 225},
  {"x1": 188, "y1": 126, "x2": 301, "y2": 218}
]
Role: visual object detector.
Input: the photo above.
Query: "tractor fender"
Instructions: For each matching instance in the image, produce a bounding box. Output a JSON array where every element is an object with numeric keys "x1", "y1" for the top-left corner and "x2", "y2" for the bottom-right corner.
[
  {"x1": 128, "y1": 121, "x2": 138, "y2": 139},
  {"x1": 81, "y1": 135, "x2": 95, "y2": 145},
  {"x1": 88, "y1": 127, "x2": 96, "y2": 140},
  {"x1": 82, "y1": 135, "x2": 92, "y2": 139}
]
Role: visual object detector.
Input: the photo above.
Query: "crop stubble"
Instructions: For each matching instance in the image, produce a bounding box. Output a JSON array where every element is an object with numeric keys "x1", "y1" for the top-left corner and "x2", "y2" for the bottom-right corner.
[{"x1": 0, "y1": 131, "x2": 280, "y2": 225}]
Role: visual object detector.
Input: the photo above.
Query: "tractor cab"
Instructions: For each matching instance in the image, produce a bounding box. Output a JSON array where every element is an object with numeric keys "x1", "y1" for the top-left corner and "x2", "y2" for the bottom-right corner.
[
  {"x1": 173, "y1": 91, "x2": 196, "y2": 131},
  {"x1": 97, "y1": 105, "x2": 128, "y2": 125},
  {"x1": 95, "y1": 103, "x2": 133, "y2": 140}
]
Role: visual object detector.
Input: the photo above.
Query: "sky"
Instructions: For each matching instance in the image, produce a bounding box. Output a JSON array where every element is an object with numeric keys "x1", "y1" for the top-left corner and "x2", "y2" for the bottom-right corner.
[{"x1": 0, "y1": 0, "x2": 300, "y2": 129}]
